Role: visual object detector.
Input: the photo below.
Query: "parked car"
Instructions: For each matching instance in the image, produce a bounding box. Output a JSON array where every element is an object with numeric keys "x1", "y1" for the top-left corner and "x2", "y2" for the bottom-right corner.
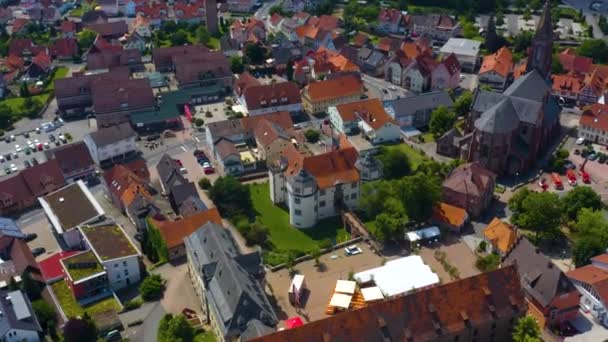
[
  {"x1": 48, "y1": 134, "x2": 55, "y2": 142},
  {"x1": 10, "y1": 164, "x2": 17, "y2": 172},
  {"x1": 202, "y1": 162, "x2": 214, "y2": 174},
  {"x1": 574, "y1": 149, "x2": 581, "y2": 155},
  {"x1": 43, "y1": 142, "x2": 50, "y2": 149},
  {"x1": 35, "y1": 128, "x2": 41, "y2": 134},
  {"x1": 564, "y1": 161, "x2": 576, "y2": 169},
  {"x1": 54, "y1": 140, "x2": 61, "y2": 146},
  {"x1": 31, "y1": 158, "x2": 38, "y2": 165},
  {"x1": 23, "y1": 160, "x2": 31, "y2": 168},
  {"x1": 588, "y1": 153, "x2": 598, "y2": 161},
  {"x1": 5, "y1": 154, "x2": 11, "y2": 161},
  {"x1": 24, "y1": 233, "x2": 37, "y2": 242},
  {"x1": 344, "y1": 245, "x2": 362, "y2": 256},
  {"x1": 14, "y1": 144, "x2": 21, "y2": 152},
  {"x1": 0, "y1": 155, "x2": 4, "y2": 163},
  {"x1": 31, "y1": 247, "x2": 46, "y2": 257},
  {"x1": 104, "y1": 330, "x2": 121, "y2": 341},
  {"x1": 4, "y1": 137, "x2": 10, "y2": 143},
  {"x1": 23, "y1": 132, "x2": 29, "y2": 138},
  {"x1": 9, "y1": 135, "x2": 15, "y2": 141}
]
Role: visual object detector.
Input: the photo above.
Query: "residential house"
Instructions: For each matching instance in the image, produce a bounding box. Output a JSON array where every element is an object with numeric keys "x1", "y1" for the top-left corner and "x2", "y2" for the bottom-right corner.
[
  {"x1": 230, "y1": 18, "x2": 266, "y2": 47},
  {"x1": 278, "y1": 17, "x2": 300, "y2": 42},
  {"x1": 60, "y1": 20, "x2": 79, "y2": 38},
  {"x1": 551, "y1": 74, "x2": 583, "y2": 105},
  {"x1": 91, "y1": 78, "x2": 156, "y2": 126},
  {"x1": 39, "y1": 180, "x2": 106, "y2": 248},
  {"x1": 567, "y1": 253, "x2": 608, "y2": 327},
  {"x1": 49, "y1": 38, "x2": 79, "y2": 61},
  {"x1": 356, "y1": 47, "x2": 387, "y2": 77},
  {"x1": 0, "y1": 160, "x2": 66, "y2": 216},
  {"x1": 11, "y1": 19, "x2": 29, "y2": 36},
  {"x1": 237, "y1": 79, "x2": 302, "y2": 116},
  {"x1": 173, "y1": 2, "x2": 206, "y2": 24},
  {"x1": 130, "y1": 14, "x2": 152, "y2": 38},
  {"x1": 384, "y1": 39, "x2": 431, "y2": 86},
  {"x1": 135, "y1": 3, "x2": 169, "y2": 26},
  {"x1": 28, "y1": 7, "x2": 60, "y2": 24},
  {"x1": 431, "y1": 202, "x2": 468, "y2": 233},
  {"x1": 44, "y1": 142, "x2": 95, "y2": 183},
  {"x1": 156, "y1": 154, "x2": 200, "y2": 212},
  {"x1": 226, "y1": 0, "x2": 256, "y2": 13},
  {"x1": 178, "y1": 196, "x2": 208, "y2": 218},
  {"x1": 384, "y1": 90, "x2": 453, "y2": 129},
  {"x1": 81, "y1": 10, "x2": 109, "y2": 25},
  {"x1": 27, "y1": 51, "x2": 52, "y2": 79},
  {"x1": 152, "y1": 45, "x2": 211, "y2": 72},
  {"x1": 559, "y1": 48, "x2": 593, "y2": 76},
  {"x1": 97, "y1": 0, "x2": 120, "y2": 16},
  {"x1": 483, "y1": 217, "x2": 517, "y2": 256},
  {"x1": 38, "y1": 251, "x2": 81, "y2": 284},
  {"x1": 0, "y1": 290, "x2": 42, "y2": 342},
  {"x1": 412, "y1": 14, "x2": 461, "y2": 43},
  {"x1": 8, "y1": 39, "x2": 46, "y2": 60},
  {"x1": 54, "y1": 69, "x2": 130, "y2": 117},
  {"x1": 123, "y1": 32, "x2": 147, "y2": 52},
  {"x1": 431, "y1": 53, "x2": 461, "y2": 91},
  {"x1": 251, "y1": 266, "x2": 527, "y2": 342},
  {"x1": 173, "y1": 51, "x2": 233, "y2": 90},
  {"x1": 0, "y1": 235, "x2": 42, "y2": 284},
  {"x1": 84, "y1": 122, "x2": 139, "y2": 166},
  {"x1": 0, "y1": 218, "x2": 26, "y2": 239},
  {"x1": 377, "y1": 8, "x2": 407, "y2": 34},
  {"x1": 329, "y1": 98, "x2": 400, "y2": 145},
  {"x1": 439, "y1": 38, "x2": 480, "y2": 73},
  {"x1": 293, "y1": 47, "x2": 359, "y2": 84},
  {"x1": 266, "y1": 13, "x2": 283, "y2": 33},
  {"x1": 86, "y1": 21, "x2": 129, "y2": 40},
  {"x1": 79, "y1": 223, "x2": 141, "y2": 290},
  {"x1": 269, "y1": 146, "x2": 380, "y2": 228},
  {"x1": 102, "y1": 161, "x2": 158, "y2": 230},
  {"x1": 86, "y1": 49, "x2": 145, "y2": 73},
  {"x1": 441, "y1": 162, "x2": 496, "y2": 218},
  {"x1": 1, "y1": 55, "x2": 25, "y2": 85},
  {"x1": 59, "y1": 250, "x2": 112, "y2": 304},
  {"x1": 504, "y1": 238, "x2": 580, "y2": 329},
  {"x1": 579, "y1": 103, "x2": 608, "y2": 146},
  {"x1": 185, "y1": 222, "x2": 277, "y2": 341},
  {"x1": 301, "y1": 74, "x2": 364, "y2": 115},
  {"x1": 401, "y1": 53, "x2": 437, "y2": 93},
  {"x1": 479, "y1": 47, "x2": 514, "y2": 90},
  {"x1": 151, "y1": 208, "x2": 222, "y2": 261},
  {"x1": 578, "y1": 67, "x2": 608, "y2": 106}
]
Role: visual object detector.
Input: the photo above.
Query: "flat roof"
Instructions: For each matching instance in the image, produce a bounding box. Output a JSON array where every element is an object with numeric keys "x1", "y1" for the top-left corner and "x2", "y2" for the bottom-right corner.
[
  {"x1": 329, "y1": 293, "x2": 352, "y2": 309},
  {"x1": 440, "y1": 38, "x2": 481, "y2": 57},
  {"x1": 39, "y1": 181, "x2": 104, "y2": 233},
  {"x1": 335, "y1": 280, "x2": 356, "y2": 295},
  {"x1": 354, "y1": 256, "x2": 439, "y2": 297},
  {"x1": 361, "y1": 286, "x2": 384, "y2": 302},
  {"x1": 60, "y1": 250, "x2": 105, "y2": 282},
  {"x1": 80, "y1": 224, "x2": 139, "y2": 261},
  {"x1": 405, "y1": 226, "x2": 441, "y2": 242},
  {"x1": 38, "y1": 251, "x2": 80, "y2": 283}
]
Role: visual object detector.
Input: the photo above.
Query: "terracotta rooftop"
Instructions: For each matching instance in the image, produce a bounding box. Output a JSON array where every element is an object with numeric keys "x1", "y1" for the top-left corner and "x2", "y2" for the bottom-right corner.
[
  {"x1": 483, "y1": 217, "x2": 517, "y2": 254},
  {"x1": 551, "y1": 74, "x2": 583, "y2": 94},
  {"x1": 152, "y1": 208, "x2": 222, "y2": 249},
  {"x1": 479, "y1": 47, "x2": 513, "y2": 78},
  {"x1": 335, "y1": 98, "x2": 396, "y2": 130},
  {"x1": 592, "y1": 254, "x2": 608, "y2": 264},
  {"x1": 432, "y1": 202, "x2": 467, "y2": 228},
  {"x1": 284, "y1": 147, "x2": 360, "y2": 189},
  {"x1": 252, "y1": 265, "x2": 526, "y2": 342},
  {"x1": 305, "y1": 74, "x2": 363, "y2": 102},
  {"x1": 243, "y1": 81, "x2": 301, "y2": 111},
  {"x1": 580, "y1": 103, "x2": 608, "y2": 132},
  {"x1": 559, "y1": 49, "x2": 593, "y2": 75}
]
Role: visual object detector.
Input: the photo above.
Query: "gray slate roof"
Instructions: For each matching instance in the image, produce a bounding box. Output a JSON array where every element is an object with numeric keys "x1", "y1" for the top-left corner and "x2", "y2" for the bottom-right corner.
[
  {"x1": 156, "y1": 154, "x2": 190, "y2": 196},
  {"x1": 88, "y1": 122, "x2": 136, "y2": 147},
  {"x1": 503, "y1": 68, "x2": 550, "y2": 102},
  {"x1": 504, "y1": 238, "x2": 574, "y2": 307},
  {"x1": 0, "y1": 290, "x2": 42, "y2": 337},
  {"x1": 206, "y1": 120, "x2": 245, "y2": 144},
  {"x1": 474, "y1": 98, "x2": 519, "y2": 133},
  {"x1": 0, "y1": 217, "x2": 25, "y2": 238},
  {"x1": 185, "y1": 223, "x2": 276, "y2": 340},
  {"x1": 385, "y1": 91, "x2": 453, "y2": 117}
]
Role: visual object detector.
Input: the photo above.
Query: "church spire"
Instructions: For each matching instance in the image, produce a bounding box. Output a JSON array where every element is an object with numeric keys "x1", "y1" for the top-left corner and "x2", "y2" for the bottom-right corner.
[{"x1": 526, "y1": 0, "x2": 554, "y2": 79}]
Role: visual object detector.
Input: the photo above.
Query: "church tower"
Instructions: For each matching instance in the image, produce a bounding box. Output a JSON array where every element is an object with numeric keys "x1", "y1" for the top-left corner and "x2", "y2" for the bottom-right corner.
[{"x1": 526, "y1": 0, "x2": 554, "y2": 79}]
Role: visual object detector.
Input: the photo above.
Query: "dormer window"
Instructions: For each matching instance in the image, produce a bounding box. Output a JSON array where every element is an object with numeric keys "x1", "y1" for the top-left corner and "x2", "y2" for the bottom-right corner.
[
  {"x1": 121, "y1": 102, "x2": 129, "y2": 109},
  {"x1": 260, "y1": 100, "x2": 267, "y2": 106},
  {"x1": 270, "y1": 98, "x2": 277, "y2": 104},
  {"x1": 281, "y1": 97, "x2": 288, "y2": 102}
]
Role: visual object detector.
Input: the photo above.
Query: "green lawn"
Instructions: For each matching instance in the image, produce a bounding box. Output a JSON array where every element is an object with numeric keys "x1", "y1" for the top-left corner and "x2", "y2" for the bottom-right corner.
[
  {"x1": 249, "y1": 182, "x2": 349, "y2": 253},
  {"x1": 69, "y1": 7, "x2": 84, "y2": 17},
  {"x1": 381, "y1": 143, "x2": 427, "y2": 170},
  {"x1": 420, "y1": 133, "x2": 435, "y2": 143},
  {"x1": 45, "y1": 67, "x2": 69, "y2": 92},
  {"x1": 51, "y1": 281, "x2": 122, "y2": 318},
  {"x1": 195, "y1": 332, "x2": 217, "y2": 342}
]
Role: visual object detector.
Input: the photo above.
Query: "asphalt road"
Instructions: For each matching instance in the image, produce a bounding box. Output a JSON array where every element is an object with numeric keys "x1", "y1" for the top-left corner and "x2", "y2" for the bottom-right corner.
[{"x1": 361, "y1": 74, "x2": 413, "y2": 101}]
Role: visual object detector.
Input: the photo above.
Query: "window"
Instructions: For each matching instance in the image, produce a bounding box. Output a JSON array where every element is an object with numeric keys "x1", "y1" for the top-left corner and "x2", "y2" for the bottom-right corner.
[
  {"x1": 294, "y1": 209, "x2": 302, "y2": 216},
  {"x1": 114, "y1": 263, "x2": 118, "y2": 268},
  {"x1": 117, "y1": 274, "x2": 121, "y2": 279},
  {"x1": 123, "y1": 261, "x2": 127, "y2": 266},
  {"x1": 319, "y1": 201, "x2": 326, "y2": 207},
  {"x1": 294, "y1": 198, "x2": 301, "y2": 204},
  {"x1": 350, "y1": 193, "x2": 357, "y2": 200},
  {"x1": 124, "y1": 269, "x2": 129, "y2": 276},
  {"x1": 351, "y1": 183, "x2": 357, "y2": 189},
  {"x1": 320, "y1": 189, "x2": 326, "y2": 196}
]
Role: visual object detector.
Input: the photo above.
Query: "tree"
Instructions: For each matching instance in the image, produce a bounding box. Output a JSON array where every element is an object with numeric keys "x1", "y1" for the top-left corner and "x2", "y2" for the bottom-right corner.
[
  {"x1": 304, "y1": 129, "x2": 320, "y2": 143},
  {"x1": 196, "y1": 26, "x2": 211, "y2": 44},
  {"x1": 311, "y1": 247, "x2": 322, "y2": 266},
  {"x1": 572, "y1": 209, "x2": 608, "y2": 267},
  {"x1": 63, "y1": 315, "x2": 97, "y2": 342},
  {"x1": 21, "y1": 271, "x2": 41, "y2": 300},
  {"x1": 518, "y1": 191, "x2": 563, "y2": 243},
  {"x1": 376, "y1": 146, "x2": 412, "y2": 179},
  {"x1": 32, "y1": 299, "x2": 56, "y2": 330},
  {"x1": 512, "y1": 316, "x2": 541, "y2": 342},
  {"x1": 158, "y1": 314, "x2": 195, "y2": 342},
  {"x1": 286, "y1": 60, "x2": 294, "y2": 81},
  {"x1": 242, "y1": 221, "x2": 269, "y2": 246},
  {"x1": 209, "y1": 176, "x2": 253, "y2": 218},
  {"x1": 561, "y1": 186, "x2": 602, "y2": 221},
  {"x1": 269, "y1": 5, "x2": 285, "y2": 16},
  {"x1": 551, "y1": 54, "x2": 564, "y2": 74},
  {"x1": 512, "y1": 30, "x2": 534, "y2": 53},
  {"x1": 76, "y1": 29, "x2": 97, "y2": 53},
  {"x1": 484, "y1": 16, "x2": 505, "y2": 53},
  {"x1": 398, "y1": 173, "x2": 441, "y2": 222},
  {"x1": 429, "y1": 106, "x2": 456, "y2": 137},
  {"x1": 508, "y1": 187, "x2": 531, "y2": 225},
  {"x1": 372, "y1": 197, "x2": 408, "y2": 242},
  {"x1": 140, "y1": 274, "x2": 165, "y2": 301},
  {"x1": 476, "y1": 253, "x2": 500, "y2": 272},
  {"x1": 193, "y1": 117, "x2": 205, "y2": 127},
  {"x1": 577, "y1": 39, "x2": 608, "y2": 63},
  {"x1": 198, "y1": 177, "x2": 211, "y2": 190},
  {"x1": 359, "y1": 180, "x2": 395, "y2": 220},
  {"x1": 244, "y1": 43, "x2": 267, "y2": 65},
  {"x1": 230, "y1": 55, "x2": 245, "y2": 73},
  {"x1": 170, "y1": 30, "x2": 189, "y2": 46},
  {"x1": 453, "y1": 91, "x2": 473, "y2": 117},
  {"x1": 19, "y1": 82, "x2": 30, "y2": 97}
]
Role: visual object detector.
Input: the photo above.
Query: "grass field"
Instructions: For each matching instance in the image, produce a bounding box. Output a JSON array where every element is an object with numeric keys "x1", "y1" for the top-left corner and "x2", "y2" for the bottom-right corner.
[
  {"x1": 381, "y1": 143, "x2": 427, "y2": 170},
  {"x1": 249, "y1": 183, "x2": 349, "y2": 253},
  {"x1": 51, "y1": 281, "x2": 122, "y2": 318},
  {"x1": 195, "y1": 332, "x2": 217, "y2": 342},
  {"x1": 420, "y1": 133, "x2": 435, "y2": 143}
]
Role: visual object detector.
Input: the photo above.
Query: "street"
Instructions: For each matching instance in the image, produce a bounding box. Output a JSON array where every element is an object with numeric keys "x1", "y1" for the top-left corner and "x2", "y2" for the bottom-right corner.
[{"x1": 361, "y1": 74, "x2": 413, "y2": 101}]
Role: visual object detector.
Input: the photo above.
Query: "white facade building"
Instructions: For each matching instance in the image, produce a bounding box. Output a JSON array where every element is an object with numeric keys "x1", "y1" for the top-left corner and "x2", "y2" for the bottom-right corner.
[
  {"x1": 439, "y1": 38, "x2": 480, "y2": 72},
  {"x1": 83, "y1": 122, "x2": 138, "y2": 166}
]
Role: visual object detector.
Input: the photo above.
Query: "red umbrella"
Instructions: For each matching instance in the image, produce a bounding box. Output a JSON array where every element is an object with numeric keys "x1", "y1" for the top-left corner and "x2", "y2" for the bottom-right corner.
[{"x1": 286, "y1": 317, "x2": 304, "y2": 329}]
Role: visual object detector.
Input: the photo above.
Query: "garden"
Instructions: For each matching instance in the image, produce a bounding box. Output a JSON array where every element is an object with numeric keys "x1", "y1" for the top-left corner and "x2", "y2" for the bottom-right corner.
[{"x1": 51, "y1": 281, "x2": 122, "y2": 318}]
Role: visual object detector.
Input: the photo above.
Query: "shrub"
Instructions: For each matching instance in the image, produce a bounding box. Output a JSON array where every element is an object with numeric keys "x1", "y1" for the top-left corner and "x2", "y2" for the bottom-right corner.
[
  {"x1": 123, "y1": 299, "x2": 143, "y2": 311},
  {"x1": 304, "y1": 129, "x2": 320, "y2": 143},
  {"x1": 477, "y1": 241, "x2": 488, "y2": 253},
  {"x1": 198, "y1": 178, "x2": 211, "y2": 190},
  {"x1": 205, "y1": 111, "x2": 213, "y2": 118},
  {"x1": 140, "y1": 274, "x2": 165, "y2": 301},
  {"x1": 64, "y1": 133, "x2": 73, "y2": 141},
  {"x1": 193, "y1": 118, "x2": 205, "y2": 127},
  {"x1": 476, "y1": 254, "x2": 501, "y2": 272},
  {"x1": 319, "y1": 238, "x2": 332, "y2": 249}
]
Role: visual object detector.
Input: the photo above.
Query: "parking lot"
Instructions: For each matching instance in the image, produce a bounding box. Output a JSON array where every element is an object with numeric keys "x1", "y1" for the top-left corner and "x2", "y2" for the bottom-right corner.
[
  {"x1": 266, "y1": 243, "x2": 386, "y2": 324},
  {"x1": 17, "y1": 209, "x2": 61, "y2": 261},
  {"x1": 418, "y1": 236, "x2": 480, "y2": 283}
]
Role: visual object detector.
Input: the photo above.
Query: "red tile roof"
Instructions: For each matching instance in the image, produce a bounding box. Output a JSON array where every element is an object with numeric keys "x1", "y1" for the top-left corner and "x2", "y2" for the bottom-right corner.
[
  {"x1": 269, "y1": 13, "x2": 283, "y2": 26},
  {"x1": 305, "y1": 74, "x2": 363, "y2": 102},
  {"x1": 580, "y1": 103, "x2": 608, "y2": 132},
  {"x1": 50, "y1": 38, "x2": 79, "y2": 58},
  {"x1": 243, "y1": 81, "x2": 301, "y2": 111},
  {"x1": 559, "y1": 49, "x2": 593, "y2": 75},
  {"x1": 86, "y1": 20, "x2": 128, "y2": 37},
  {"x1": 592, "y1": 254, "x2": 608, "y2": 264},
  {"x1": 432, "y1": 202, "x2": 467, "y2": 228},
  {"x1": 32, "y1": 51, "x2": 51, "y2": 71},
  {"x1": 352, "y1": 32, "x2": 370, "y2": 48},
  {"x1": 479, "y1": 47, "x2": 513, "y2": 78},
  {"x1": 9, "y1": 39, "x2": 46, "y2": 57},
  {"x1": 38, "y1": 250, "x2": 80, "y2": 283},
  {"x1": 152, "y1": 208, "x2": 223, "y2": 249},
  {"x1": 442, "y1": 53, "x2": 461, "y2": 76},
  {"x1": 442, "y1": 162, "x2": 496, "y2": 198},
  {"x1": 91, "y1": 78, "x2": 155, "y2": 113},
  {"x1": 252, "y1": 266, "x2": 527, "y2": 342},
  {"x1": 135, "y1": 3, "x2": 168, "y2": 19},
  {"x1": 12, "y1": 18, "x2": 28, "y2": 33},
  {"x1": 378, "y1": 8, "x2": 403, "y2": 25},
  {"x1": 174, "y1": 2, "x2": 204, "y2": 20},
  {"x1": 335, "y1": 98, "x2": 396, "y2": 130},
  {"x1": 551, "y1": 74, "x2": 583, "y2": 94},
  {"x1": 61, "y1": 20, "x2": 77, "y2": 33}
]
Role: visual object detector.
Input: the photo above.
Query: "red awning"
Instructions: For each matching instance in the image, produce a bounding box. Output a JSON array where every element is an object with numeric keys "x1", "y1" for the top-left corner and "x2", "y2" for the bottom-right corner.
[
  {"x1": 184, "y1": 104, "x2": 193, "y2": 122},
  {"x1": 286, "y1": 317, "x2": 304, "y2": 329}
]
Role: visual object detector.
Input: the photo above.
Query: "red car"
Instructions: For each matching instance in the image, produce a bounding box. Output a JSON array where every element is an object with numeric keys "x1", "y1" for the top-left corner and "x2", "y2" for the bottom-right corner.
[
  {"x1": 175, "y1": 159, "x2": 183, "y2": 167},
  {"x1": 202, "y1": 162, "x2": 214, "y2": 174}
]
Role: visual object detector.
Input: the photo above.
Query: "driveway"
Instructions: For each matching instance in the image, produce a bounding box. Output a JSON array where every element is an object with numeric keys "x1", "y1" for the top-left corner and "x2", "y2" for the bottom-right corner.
[
  {"x1": 17, "y1": 209, "x2": 61, "y2": 261},
  {"x1": 418, "y1": 236, "x2": 480, "y2": 283},
  {"x1": 566, "y1": 311, "x2": 608, "y2": 342},
  {"x1": 125, "y1": 302, "x2": 165, "y2": 342},
  {"x1": 152, "y1": 263, "x2": 202, "y2": 317}
]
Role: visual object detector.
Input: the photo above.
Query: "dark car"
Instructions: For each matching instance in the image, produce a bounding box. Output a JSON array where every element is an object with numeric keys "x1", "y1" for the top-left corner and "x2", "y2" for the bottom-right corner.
[
  {"x1": 24, "y1": 160, "x2": 31, "y2": 168},
  {"x1": 32, "y1": 247, "x2": 46, "y2": 257},
  {"x1": 4, "y1": 154, "x2": 10, "y2": 161},
  {"x1": 31, "y1": 158, "x2": 39, "y2": 165},
  {"x1": 24, "y1": 233, "x2": 37, "y2": 242},
  {"x1": 48, "y1": 134, "x2": 55, "y2": 142},
  {"x1": 4, "y1": 137, "x2": 10, "y2": 143},
  {"x1": 54, "y1": 140, "x2": 61, "y2": 146},
  {"x1": 23, "y1": 132, "x2": 30, "y2": 138}
]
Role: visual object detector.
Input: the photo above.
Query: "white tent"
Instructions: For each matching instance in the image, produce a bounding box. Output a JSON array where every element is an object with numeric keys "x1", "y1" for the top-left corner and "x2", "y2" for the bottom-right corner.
[
  {"x1": 354, "y1": 256, "x2": 439, "y2": 297},
  {"x1": 361, "y1": 287, "x2": 384, "y2": 302},
  {"x1": 289, "y1": 274, "x2": 305, "y2": 294},
  {"x1": 335, "y1": 280, "x2": 356, "y2": 295},
  {"x1": 329, "y1": 293, "x2": 352, "y2": 309}
]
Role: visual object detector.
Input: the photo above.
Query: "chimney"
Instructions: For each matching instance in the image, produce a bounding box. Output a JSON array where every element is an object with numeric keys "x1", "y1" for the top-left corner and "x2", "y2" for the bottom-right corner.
[{"x1": 59, "y1": 197, "x2": 64, "y2": 203}]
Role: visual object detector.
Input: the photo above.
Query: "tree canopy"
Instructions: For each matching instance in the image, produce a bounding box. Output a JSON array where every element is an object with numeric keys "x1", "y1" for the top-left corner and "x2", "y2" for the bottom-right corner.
[
  {"x1": 429, "y1": 106, "x2": 456, "y2": 137},
  {"x1": 561, "y1": 186, "x2": 602, "y2": 221},
  {"x1": 376, "y1": 147, "x2": 412, "y2": 180},
  {"x1": 577, "y1": 39, "x2": 608, "y2": 64},
  {"x1": 509, "y1": 190, "x2": 562, "y2": 243},
  {"x1": 158, "y1": 314, "x2": 195, "y2": 342},
  {"x1": 399, "y1": 173, "x2": 441, "y2": 222},
  {"x1": 453, "y1": 91, "x2": 473, "y2": 117},
  {"x1": 244, "y1": 43, "x2": 267, "y2": 65},
  {"x1": 140, "y1": 274, "x2": 165, "y2": 301},
  {"x1": 63, "y1": 315, "x2": 97, "y2": 342},
  {"x1": 209, "y1": 176, "x2": 253, "y2": 218},
  {"x1": 76, "y1": 29, "x2": 97, "y2": 53},
  {"x1": 512, "y1": 315, "x2": 541, "y2": 342},
  {"x1": 572, "y1": 209, "x2": 608, "y2": 267}
]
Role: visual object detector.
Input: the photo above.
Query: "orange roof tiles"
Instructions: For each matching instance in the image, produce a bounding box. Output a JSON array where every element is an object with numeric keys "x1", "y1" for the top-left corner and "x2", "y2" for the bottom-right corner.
[
  {"x1": 479, "y1": 47, "x2": 513, "y2": 78},
  {"x1": 335, "y1": 98, "x2": 396, "y2": 130},
  {"x1": 483, "y1": 217, "x2": 517, "y2": 254},
  {"x1": 152, "y1": 208, "x2": 222, "y2": 249},
  {"x1": 301, "y1": 147, "x2": 359, "y2": 189},
  {"x1": 305, "y1": 74, "x2": 363, "y2": 102},
  {"x1": 592, "y1": 254, "x2": 608, "y2": 264},
  {"x1": 432, "y1": 202, "x2": 467, "y2": 228},
  {"x1": 580, "y1": 103, "x2": 608, "y2": 132},
  {"x1": 551, "y1": 74, "x2": 583, "y2": 94}
]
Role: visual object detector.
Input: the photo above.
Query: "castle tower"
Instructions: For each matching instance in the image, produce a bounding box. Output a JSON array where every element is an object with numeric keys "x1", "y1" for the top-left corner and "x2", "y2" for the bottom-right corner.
[{"x1": 526, "y1": 0, "x2": 553, "y2": 79}]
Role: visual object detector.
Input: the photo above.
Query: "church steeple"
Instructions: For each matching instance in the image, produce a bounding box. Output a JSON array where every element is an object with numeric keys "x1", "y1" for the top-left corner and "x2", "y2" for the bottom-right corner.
[{"x1": 526, "y1": 0, "x2": 553, "y2": 79}]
